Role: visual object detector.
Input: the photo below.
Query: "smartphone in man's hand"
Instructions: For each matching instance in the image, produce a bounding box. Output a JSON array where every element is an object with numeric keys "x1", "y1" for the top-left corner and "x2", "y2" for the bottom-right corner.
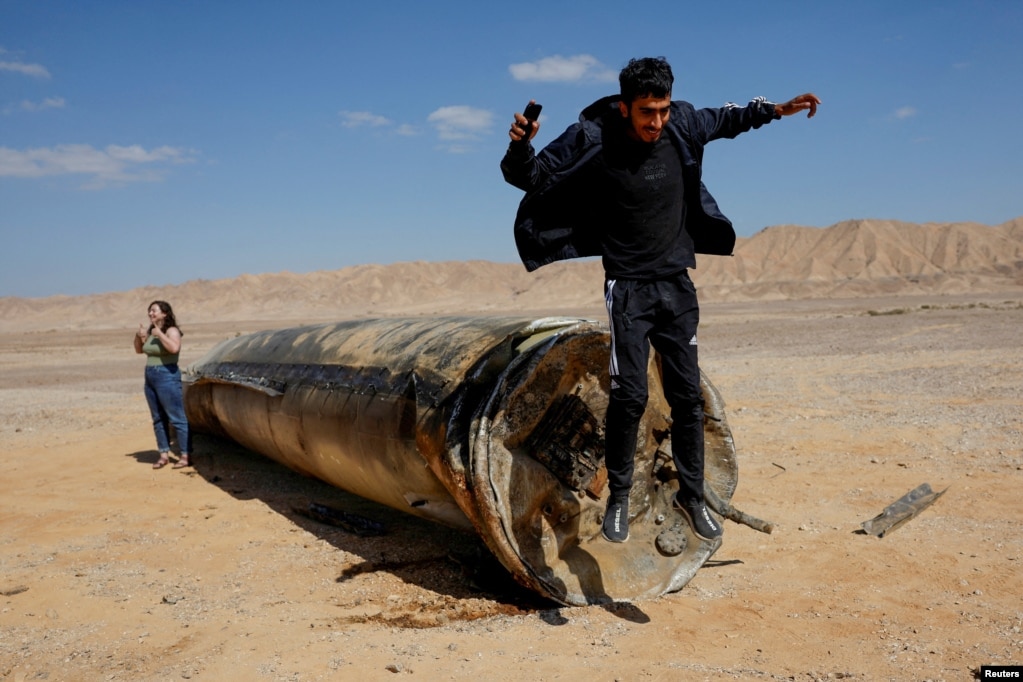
[{"x1": 519, "y1": 102, "x2": 542, "y2": 140}]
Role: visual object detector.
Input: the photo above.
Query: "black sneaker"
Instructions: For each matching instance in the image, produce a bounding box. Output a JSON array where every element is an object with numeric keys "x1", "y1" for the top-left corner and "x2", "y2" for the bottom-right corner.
[
  {"x1": 673, "y1": 495, "x2": 722, "y2": 542},
  {"x1": 601, "y1": 496, "x2": 630, "y2": 543}
]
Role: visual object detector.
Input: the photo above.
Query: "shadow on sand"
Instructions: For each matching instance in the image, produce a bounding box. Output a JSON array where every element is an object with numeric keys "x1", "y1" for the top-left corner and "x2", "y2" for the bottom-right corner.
[
  {"x1": 128, "y1": 435, "x2": 555, "y2": 618},
  {"x1": 126, "y1": 434, "x2": 657, "y2": 625}
]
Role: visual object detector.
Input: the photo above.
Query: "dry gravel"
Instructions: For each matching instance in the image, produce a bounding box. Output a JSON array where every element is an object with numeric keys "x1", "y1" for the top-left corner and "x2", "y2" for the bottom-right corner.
[{"x1": 2, "y1": 292, "x2": 1022, "y2": 681}]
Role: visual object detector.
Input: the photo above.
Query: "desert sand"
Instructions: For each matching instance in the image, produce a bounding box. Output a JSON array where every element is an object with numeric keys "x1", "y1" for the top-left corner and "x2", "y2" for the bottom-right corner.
[{"x1": 2, "y1": 218, "x2": 1022, "y2": 681}]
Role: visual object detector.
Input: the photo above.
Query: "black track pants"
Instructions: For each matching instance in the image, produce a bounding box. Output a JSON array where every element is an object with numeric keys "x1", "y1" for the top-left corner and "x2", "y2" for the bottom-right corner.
[{"x1": 603, "y1": 271, "x2": 705, "y2": 504}]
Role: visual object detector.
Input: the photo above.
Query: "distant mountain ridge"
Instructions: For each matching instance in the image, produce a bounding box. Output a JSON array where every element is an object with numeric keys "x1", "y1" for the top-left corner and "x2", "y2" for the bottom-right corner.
[
  {"x1": 694, "y1": 217, "x2": 1023, "y2": 300},
  {"x1": 2, "y1": 218, "x2": 1021, "y2": 332}
]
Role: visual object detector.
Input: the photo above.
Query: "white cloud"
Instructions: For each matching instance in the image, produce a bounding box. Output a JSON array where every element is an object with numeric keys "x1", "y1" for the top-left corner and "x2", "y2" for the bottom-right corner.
[
  {"x1": 0, "y1": 143, "x2": 198, "y2": 187},
  {"x1": 337, "y1": 107, "x2": 421, "y2": 135},
  {"x1": 509, "y1": 54, "x2": 617, "y2": 83},
  {"x1": 339, "y1": 110, "x2": 422, "y2": 138},
  {"x1": 340, "y1": 106, "x2": 491, "y2": 150},
  {"x1": 106, "y1": 144, "x2": 192, "y2": 163},
  {"x1": 5, "y1": 96, "x2": 65, "y2": 114},
  {"x1": 427, "y1": 105, "x2": 493, "y2": 141},
  {"x1": 893, "y1": 106, "x2": 917, "y2": 120},
  {"x1": 0, "y1": 60, "x2": 51, "y2": 79},
  {"x1": 339, "y1": 110, "x2": 392, "y2": 128}
]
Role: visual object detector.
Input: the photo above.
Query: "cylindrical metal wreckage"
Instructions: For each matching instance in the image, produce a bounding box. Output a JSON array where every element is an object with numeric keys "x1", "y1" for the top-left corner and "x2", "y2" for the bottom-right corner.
[{"x1": 183, "y1": 316, "x2": 739, "y2": 606}]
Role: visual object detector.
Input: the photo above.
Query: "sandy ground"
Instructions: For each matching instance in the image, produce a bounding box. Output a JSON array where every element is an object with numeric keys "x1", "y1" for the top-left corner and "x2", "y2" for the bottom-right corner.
[{"x1": 2, "y1": 292, "x2": 1022, "y2": 681}]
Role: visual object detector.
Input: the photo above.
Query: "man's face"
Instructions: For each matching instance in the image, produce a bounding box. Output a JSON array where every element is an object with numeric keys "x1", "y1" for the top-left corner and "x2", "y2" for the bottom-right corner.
[{"x1": 619, "y1": 94, "x2": 671, "y2": 143}]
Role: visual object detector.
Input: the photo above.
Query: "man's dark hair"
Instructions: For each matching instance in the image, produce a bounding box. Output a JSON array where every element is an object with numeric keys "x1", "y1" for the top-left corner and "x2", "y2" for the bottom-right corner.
[{"x1": 619, "y1": 57, "x2": 674, "y2": 103}]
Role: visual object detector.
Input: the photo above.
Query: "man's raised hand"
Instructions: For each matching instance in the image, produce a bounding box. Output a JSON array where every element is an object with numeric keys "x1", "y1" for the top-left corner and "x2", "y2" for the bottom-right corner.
[{"x1": 776, "y1": 93, "x2": 821, "y2": 119}]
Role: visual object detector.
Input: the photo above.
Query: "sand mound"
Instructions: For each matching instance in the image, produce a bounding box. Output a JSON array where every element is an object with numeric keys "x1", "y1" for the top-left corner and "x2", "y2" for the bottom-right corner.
[{"x1": 2, "y1": 217, "x2": 1020, "y2": 332}]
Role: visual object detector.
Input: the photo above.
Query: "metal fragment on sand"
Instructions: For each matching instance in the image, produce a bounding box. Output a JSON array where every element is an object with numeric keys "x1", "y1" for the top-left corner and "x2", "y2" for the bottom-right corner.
[{"x1": 861, "y1": 482, "x2": 947, "y2": 537}]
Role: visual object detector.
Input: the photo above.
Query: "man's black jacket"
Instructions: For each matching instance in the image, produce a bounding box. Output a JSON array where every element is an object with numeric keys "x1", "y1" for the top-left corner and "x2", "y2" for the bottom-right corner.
[{"x1": 501, "y1": 95, "x2": 779, "y2": 272}]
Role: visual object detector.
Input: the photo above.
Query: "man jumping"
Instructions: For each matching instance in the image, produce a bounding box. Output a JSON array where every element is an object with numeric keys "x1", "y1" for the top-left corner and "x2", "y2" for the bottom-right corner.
[{"x1": 501, "y1": 56, "x2": 819, "y2": 543}]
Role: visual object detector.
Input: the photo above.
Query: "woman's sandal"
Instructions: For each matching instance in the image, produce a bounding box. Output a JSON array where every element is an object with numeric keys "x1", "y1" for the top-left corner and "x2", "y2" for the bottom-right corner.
[
  {"x1": 172, "y1": 455, "x2": 191, "y2": 469},
  {"x1": 153, "y1": 454, "x2": 170, "y2": 469}
]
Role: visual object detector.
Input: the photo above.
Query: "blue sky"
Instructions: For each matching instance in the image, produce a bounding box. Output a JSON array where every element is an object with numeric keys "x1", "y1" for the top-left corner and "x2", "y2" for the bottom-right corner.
[{"x1": 2, "y1": 1, "x2": 1021, "y2": 298}]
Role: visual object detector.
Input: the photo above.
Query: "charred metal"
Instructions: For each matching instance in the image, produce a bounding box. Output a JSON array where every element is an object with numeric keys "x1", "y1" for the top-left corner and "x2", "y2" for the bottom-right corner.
[{"x1": 183, "y1": 316, "x2": 741, "y2": 606}]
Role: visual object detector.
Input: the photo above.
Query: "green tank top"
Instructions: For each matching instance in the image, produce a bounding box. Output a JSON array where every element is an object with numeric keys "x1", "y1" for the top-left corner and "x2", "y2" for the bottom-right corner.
[{"x1": 142, "y1": 333, "x2": 180, "y2": 367}]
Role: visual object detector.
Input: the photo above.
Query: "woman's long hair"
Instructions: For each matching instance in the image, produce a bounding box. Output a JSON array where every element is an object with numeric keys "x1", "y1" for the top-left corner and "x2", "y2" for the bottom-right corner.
[{"x1": 148, "y1": 300, "x2": 181, "y2": 334}]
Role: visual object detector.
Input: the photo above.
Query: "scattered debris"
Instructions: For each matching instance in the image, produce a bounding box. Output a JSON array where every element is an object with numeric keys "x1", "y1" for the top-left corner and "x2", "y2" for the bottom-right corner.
[
  {"x1": 860, "y1": 482, "x2": 947, "y2": 537},
  {"x1": 706, "y1": 485, "x2": 774, "y2": 534}
]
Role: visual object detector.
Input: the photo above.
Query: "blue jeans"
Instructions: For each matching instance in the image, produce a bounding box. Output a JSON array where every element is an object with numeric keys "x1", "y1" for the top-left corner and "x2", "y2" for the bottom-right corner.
[{"x1": 144, "y1": 364, "x2": 191, "y2": 455}]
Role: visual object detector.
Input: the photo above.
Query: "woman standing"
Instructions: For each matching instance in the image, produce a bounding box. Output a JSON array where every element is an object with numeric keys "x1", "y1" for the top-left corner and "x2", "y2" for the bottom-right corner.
[{"x1": 134, "y1": 300, "x2": 192, "y2": 469}]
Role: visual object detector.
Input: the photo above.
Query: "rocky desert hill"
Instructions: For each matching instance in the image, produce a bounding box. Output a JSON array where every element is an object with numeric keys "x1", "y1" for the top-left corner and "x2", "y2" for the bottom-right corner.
[
  {"x1": 696, "y1": 217, "x2": 1023, "y2": 300},
  {"x1": 2, "y1": 217, "x2": 1021, "y2": 333}
]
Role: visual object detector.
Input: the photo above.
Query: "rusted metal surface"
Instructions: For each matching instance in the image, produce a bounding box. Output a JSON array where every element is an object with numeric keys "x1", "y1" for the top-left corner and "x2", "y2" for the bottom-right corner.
[{"x1": 183, "y1": 316, "x2": 739, "y2": 605}]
